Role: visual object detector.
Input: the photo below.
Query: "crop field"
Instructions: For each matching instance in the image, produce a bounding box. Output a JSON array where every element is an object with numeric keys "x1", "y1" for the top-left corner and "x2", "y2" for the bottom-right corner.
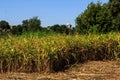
[{"x1": 0, "y1": 32, "x2": 120, "y2": 73}]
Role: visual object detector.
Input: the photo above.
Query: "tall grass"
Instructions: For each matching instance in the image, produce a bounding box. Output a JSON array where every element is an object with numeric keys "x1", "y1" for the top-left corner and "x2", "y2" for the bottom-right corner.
[{"x1": 0, "y1": 32, "x2": 120, "y2": 73}]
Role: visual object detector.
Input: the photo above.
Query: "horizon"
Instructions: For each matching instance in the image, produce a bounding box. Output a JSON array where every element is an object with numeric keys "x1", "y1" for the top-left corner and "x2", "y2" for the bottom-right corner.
[{"x1": 0, "y1": 0, "x2": 108, "y2": 27}]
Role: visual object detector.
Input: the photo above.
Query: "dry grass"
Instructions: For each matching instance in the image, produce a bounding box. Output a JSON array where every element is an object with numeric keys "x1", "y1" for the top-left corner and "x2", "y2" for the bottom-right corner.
[{"x1": 0, "y1": 61, "x2": 120, "y2": 80}]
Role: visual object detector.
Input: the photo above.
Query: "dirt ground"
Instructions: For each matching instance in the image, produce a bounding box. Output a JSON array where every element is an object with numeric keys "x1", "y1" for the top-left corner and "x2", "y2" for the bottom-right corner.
[{"x1": 0, "y1": 61, "x2": 120, "y2": 80}]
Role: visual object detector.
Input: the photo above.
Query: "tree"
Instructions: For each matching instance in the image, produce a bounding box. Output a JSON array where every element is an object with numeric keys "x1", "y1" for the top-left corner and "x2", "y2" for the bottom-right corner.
[
  {"x1": 108, "y1": 0, "x2": 120, "y2": 31},
  {"x1": 75, "y1": 1, "x2": 113, "y2": 34},
  {"x1": 0, "y1": 20, "x2": 10, "y2": 31},
  {"x1": 22, "y1": 16, "x2": 41, "y2": 32},
  {"x1": 50, "y1": 24, "x2": 61, "y2": 33},
  {"x1": 108, "y1": 0, "x2": 120, "y2": 17},
  {"x1": 95, "y1": 4, "x2": 113, "y2": 33},
  {"x1": 28, "y1": 17, "x2": 41, "y2": 31},
  {"x1": 75, "y1": 2, "x2": 101, "y2": 34},
  {"x1": 50, "y1": 24, "x2": 70, "y2": 34},
  {"x1": 11, "y1": 25, "x2": 22, "y2": 35},
  {"x1": 22, "y1": 20, "x2": 29, "y2": 32}
]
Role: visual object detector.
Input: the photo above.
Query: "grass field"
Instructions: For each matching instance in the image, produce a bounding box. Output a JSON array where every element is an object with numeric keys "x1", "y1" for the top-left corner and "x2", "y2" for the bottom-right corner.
[{"x1": 0, "y1": 32, "x2": 120, "y2": 73}]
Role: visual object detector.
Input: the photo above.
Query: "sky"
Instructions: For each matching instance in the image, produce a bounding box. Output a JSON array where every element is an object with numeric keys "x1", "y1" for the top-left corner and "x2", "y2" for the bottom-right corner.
[{"x1": 0, "y1": 0, "x2": 108, "y2": 27}]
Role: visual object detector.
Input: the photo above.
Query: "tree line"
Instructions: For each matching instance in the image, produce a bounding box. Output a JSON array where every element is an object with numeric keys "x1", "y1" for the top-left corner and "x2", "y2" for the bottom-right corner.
[
  {"x1": 0, "y1": 0, "x2": 120, "y2": 35},
  {"x1": 76, "y1": 0, "x2": 120, "y2": 34},
  {"x1": 0, "y1": 16, "x2": 75, "y2": 35},
  {"x1": 0, "y1": 17, "x2": 41, "y2": 35}
]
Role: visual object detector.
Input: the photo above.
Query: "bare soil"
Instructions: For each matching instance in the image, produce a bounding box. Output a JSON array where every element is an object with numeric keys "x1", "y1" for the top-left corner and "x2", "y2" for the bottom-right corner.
[{"x1": 0, "y1": 61, "x2": 120, "y2": 80}]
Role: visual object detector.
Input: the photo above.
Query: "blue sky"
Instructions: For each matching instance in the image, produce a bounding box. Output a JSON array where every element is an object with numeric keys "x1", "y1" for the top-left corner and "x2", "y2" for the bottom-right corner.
[{"x1": 0, "y1": 0, "x2": 108, "y2": 27}]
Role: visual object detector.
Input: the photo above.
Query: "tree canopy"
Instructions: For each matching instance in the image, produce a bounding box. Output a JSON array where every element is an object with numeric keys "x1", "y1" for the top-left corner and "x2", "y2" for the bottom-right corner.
[
  {"x1": 22, "y1": 16, "x2": 41, "y2": 32},
  {"x1": 75, "y1": 0, "x2": 120, "y2": 34},
  {"x1": 0, "y1": 20, "x2": 10, "y2": 31}
]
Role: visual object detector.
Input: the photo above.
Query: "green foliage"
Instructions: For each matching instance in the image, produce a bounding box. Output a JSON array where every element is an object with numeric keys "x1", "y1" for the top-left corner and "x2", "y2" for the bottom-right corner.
[
  {"x1": 28, "y1": 17, "x2": 41, "y2": 31},
  {"x1": 0, "y1": 20, "x2": 10, "y2": 31},
  {"x1": 11, "y1": 25, "x2": 22, "y2": 35},
  {"x1": 108, "y1": 0, "x2": 120, "y2": 30},
  {"x1": 108, "y1": 0, "x2": 120, "y2": 17},
  {"x1": 75, "y1": 0, "x2": 120, "y2": 34},
  {"x1": 49, "y1": 24, "x2": 72, "y2": 34},
  {"x1": 22, "y1": 19, "x2": 29, "y2": 32},
  {"x1": 75, "y1": 1, "x2": 114, "y2": 34},
  {"x1": 22, "y1": 16, "x2": 41, "y2": 32}
]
